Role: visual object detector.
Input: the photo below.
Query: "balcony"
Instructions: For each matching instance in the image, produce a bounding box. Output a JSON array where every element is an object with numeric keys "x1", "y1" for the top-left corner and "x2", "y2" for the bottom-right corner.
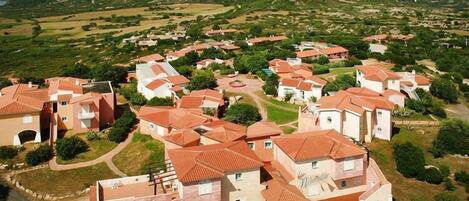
[{"x1": 78, "y1": 112, "x2": 95, "y2": 120}]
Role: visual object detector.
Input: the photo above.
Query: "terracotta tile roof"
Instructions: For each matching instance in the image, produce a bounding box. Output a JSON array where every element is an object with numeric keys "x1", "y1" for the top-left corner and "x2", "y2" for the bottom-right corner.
[
  {"x1": 47, "y1": 79, "x2": 84, "y2": 95},
  {"x1": 383, "y1": 89, "x2": 405, "y2": 97},
  {"x1": 306, "y1": 75, "x2": 327, "y2": 86},
  {"x1": 357, "y1": 65, "x2": 400, "y2": 82},
  {"x1": 248, "y1": 36, "x2": 288, "y2": 44},
  {"x1": 220, "y1": 44, "x2": 240, "y2": 50},
  {"x1": 415, "y1": 74, "x2": 431, "y2": 85},
  {"x1": 150, "y1": 64, "x2": 167, "y2": 75},
  {"x1": 178, "y1": 96, "x2": 204, "y2": 108},
  {"x1": 205, "y1": 29, "x2": 237, "y2": 35},
  {"x1": 363, "y1": 34, "x2": 388, "y2": 42},
  {"x1": 0, "y1": 85, "x2": 49, "y2": 116},
  {"x1": 70, "y1": 92, "x2": 102, "y2": 104},
  {"x1": 202, "y1": 119, "x2": 247, "y2": 143},
  {"x1": 320, "y1": 46, "x2": 348, "y2": 55},
  {"x1": 163, "y1": 129, "x2": 200, "y2": 147},
  {"x1": 272, "y1": 129, "x2": 366, "y2": 161},
  {"x1": 45, "y1": 77, "x2": 89, "y2": 85},
  {"x1": 262, "y1": 164, "x2": 309, "y2": 201},
  {"x1": 319, "y1": 192, "x2": 364, "y2": 201},
  {"x1": 246, "y1": 121, "x2": 282, "y2": 139},
  {"x1": 166, "y1": 75, "x2": 189, "y2": 85},
  {"x1": 280, "y1": 78, "x2": 321, "y2": 91},
  {"x1": 145, "y1": 79, "x2": 167, "y2": 90},
  {"x1": 196, "y1": 59, "x2": 215, "y2": 66},
  {"x1": 167, "y1": 49, "x2": 190, "y2": 58},
  {"x1": 345, "y1": 87, "x2": 380, "y2": 97},
  {"x1": 0, "y1": 84, "x2": 37, "y2": 95},
  {"x1": 135, "y1": 53, "x2": 165, "y2": 63},
  {"x1": 185, "y1": 89, "x2": 225, "y2": 106},
  {"x1": 167, "y1": 141, "x2": 263, "y2": 183},
  {"x1": 138, "y1": 106, "x2": 212, "y2": 129},
  {"x1": 318, "y1": 89, "x2": 395, "y2": 113},
  {"x1": 171, "y1": 85, "x2": 183, "y2": 92},
  {"x1": 296, "y1": 49, "x2": 322, "y2": 58}
]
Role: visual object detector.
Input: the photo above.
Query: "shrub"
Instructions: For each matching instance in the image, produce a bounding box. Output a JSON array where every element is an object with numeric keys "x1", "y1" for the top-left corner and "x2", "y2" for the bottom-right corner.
[
  {"x1": 344, "y1": 58, "x2": 362, "y2": 67},
  {"x1": 0, "y1": 146, "x2": 18, "y2": 160},
  {"x1": 129, "y1": 93, "x2": 147, "y2": 105},
  {"x1": 187, "y1": 71, "x2": 218, "y2": 90},
  {"x1": 146, "y1": 97, "x2": 173, "y2": 106},
  {"x1": 455, "y1": 171, "x2": 469, "y2": 185},
  {"x1": 313, "y1": 65, "x2": 329, "y2": 74},
  {"x1": 393, "y1": 142, "x2": 426, "y2": 178},
  {"x1": 108, "y1": 111, "x2": 137, "y2": 143},
  {"x1": 224, "y1": 103, "x2": 261, "y2": 126},
  {"x1": 444, "y1": 178, "x2": 456, "y2": 191},
  {"x1": 434, "y1": 192, "x2": 460, "y2": 201},
  {"x1": 285, "y1": 93, "x2": 294, "y2": 101},
  {"x1": 262, "y1": 74, "x2": 279, "y2": 96},
  {"x1": 108, "y1": 127, "x2": 128, "y2": 143},
  {"x1": 438, "y1": 164, "x2": 450, "y2": 178},
  {"x1": 55, "y1": 136, "x2": 89, "y2": 160},
  {"x1": 430, "y1": 78, "x2": 459, "y2": 103},
  {"x1": 86, "y1": 132, "x2": 99, "y2": 141},
  {"x1": 25, "y1": 144, "x2": 53, "y2": 166},
  {"x1": 421, "y1": 167, "x2": 444, "y2": 184},
  {"x1": 433, "y1": 119, "x2": 469, "y2": 156}
]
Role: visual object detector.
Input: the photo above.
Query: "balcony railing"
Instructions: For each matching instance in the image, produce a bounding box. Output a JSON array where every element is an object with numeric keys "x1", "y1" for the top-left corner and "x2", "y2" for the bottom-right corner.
[{"x1": 78, "y1": 112, "x2": 95, "y2": 120}]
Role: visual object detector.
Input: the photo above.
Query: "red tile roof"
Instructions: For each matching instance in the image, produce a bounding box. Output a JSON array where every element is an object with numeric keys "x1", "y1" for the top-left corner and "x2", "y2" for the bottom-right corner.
[
  {"x1": 167, "y1": 141, "x2": 263, "y2": 183},
  {"x1": 262, "y1": 164, "x2": 309, "y2": 201},
  {"x1": 0, "y1": 85, "x2": 48, "y2": 116},
  {"x1": 296, "y1": 49, "x2": 322, "y2": 58},
  {"x1": 358, "y1": 64, "x2": 400, "y2": 82},
  {"x1": 318, "y1": 88, "x2": 395, "y2": 114},
  {"x1": 163, "y1": 129, "x2": 200, "y2": 147},
  {"x1": 48, "y1": 79, "x2": 83, "y2": 95},
  {"x1": 145, "y1": 79, "x2": 167, "y2": 90},
  {"x1": 166, "y1": 75, "x2": 189, "y2": 85},
  {"x1": 138, "y1": 106, "x2": 213, "y2": 129},
  {"x1": 246, "y1": 121, "x2": 282, "y2": 139},
  {"x1": 135, "y1": 53, "x2": 165, "y2": 63},
  {"x1": 363, "y1": 34, "x2": 388, "y2": 42},
  {"x1": 205, "y1": 29, "x2": 238, "y2": 35},
  {"x1": 273, "y1": 129, "x2": 367, "y2": 161},
  {"x1": 202, "y1": 119, "x2": 247, "y2": 143},
  {"x1": 248, "y1": 36, "x2": 288, "y2": 44},
  {"x1": 178, "y1": 96, "x2": 204, "y2": 108},
  {"x1": 319, "y1": 192, "x2": 364, "y2": 201},
  {"x1": 415, "y1": 74, "x2": 431, "y2": 85},
  {"x1": 320, "y1": 46, "x2": 348, "y2": 55}
]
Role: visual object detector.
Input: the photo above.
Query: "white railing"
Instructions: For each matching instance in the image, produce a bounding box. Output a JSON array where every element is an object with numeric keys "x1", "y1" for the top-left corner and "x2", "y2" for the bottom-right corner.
[{"x1": 78, "y1": 112, "x2": 95, "y2": 120}]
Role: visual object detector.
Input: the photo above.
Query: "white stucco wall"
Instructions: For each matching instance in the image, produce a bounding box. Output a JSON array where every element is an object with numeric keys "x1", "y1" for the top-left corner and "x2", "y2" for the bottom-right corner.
[
  {"x1": 386, "y1": 80, "x2": 400, "y2": 91},
  {"x1": 222, "y1": 169, "x2": 263, "y2": 201},
  {"x1": 319, "y1": 110, "x2": 342, "y2": 133},
  {"x1": 342, "y1": 111, "x2": 362, "y2": 141},
  {"x1": 374, "y1": 109, "x2": 392, "y2": 141}
]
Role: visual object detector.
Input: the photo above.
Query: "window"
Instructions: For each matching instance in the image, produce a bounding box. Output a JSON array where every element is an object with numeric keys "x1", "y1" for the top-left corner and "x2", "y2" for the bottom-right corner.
[
  {"x1": 377, "y1": 111, "x2": 382, "y2": 116},
  {"x1": 344, "y1": 157, "x2": 354, "y2": 171},
  {"x1": 61, "y1": 116, "x2": 68, "y2": 122},
  {"x1": 247, "y1": 142, "x2": 255, "y2": 150},
  {"x1": 327, "y1": 117, "x2": 332, "y2": 123},
  {"x1": 198, "y1": 180, "x2": 212, "y2": 195},
  {"x1": 377, "y1": 127, "x2": 382, "y2": 133},
  {"x1": 149, "y1": 123, "x2": 155, "y2": 130},
  {"x1": 311, "y1": 161, "x2": 318, "y2": 169},
  {"x1": 235, "y1": 173, "x2": 242, "y2": 181},
  {"x1": 23, "y1": 115, "x2": 33, "y2": 124},
  {"x1": 264, "y1": 140, "x2": 273, "y2": 149},
  {"x1": 60, "y1": 101, "x2": 67, "y2": 106},
  {"x1": 341, "y1": 180, "x2": 347, "y2": 188}
]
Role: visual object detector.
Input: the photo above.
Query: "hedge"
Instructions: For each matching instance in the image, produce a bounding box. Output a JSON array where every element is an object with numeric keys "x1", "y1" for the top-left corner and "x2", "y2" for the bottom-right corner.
[
  {"x1": 108, "y1": 111, "x2": 137, "y2": 143},
  {"x1": 55, "y1": 136, "x2": 89, "y2": 160},
  {"x1": 0, "y1": 146, "x2": 18, "y2": 160},
  {"x1": 25, "y1": 144, "x2": 53, "y2": 166}
]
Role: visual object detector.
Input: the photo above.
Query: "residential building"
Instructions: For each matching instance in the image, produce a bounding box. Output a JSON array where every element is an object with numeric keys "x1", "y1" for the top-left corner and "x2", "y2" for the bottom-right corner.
[
  {"x1": 196, "y1": 58, "x2": 234, "y2": 69},
  {"x1": 296, "y1": 45, "x2": 349, "y2": 61},
  {"x1": 0, "y1": 84, "x2": 50, "y2": 146},
  {"x1": 136, "y1": 62, "x2": 190, "y2": 100},
  {"x1": 176, "y1": 89, "x2": 225, "y2": 116},
  {"x1": 166, "y1": 41, "x2": 240, "y2": 61},
  {"x1": 268, "y1": 58, "x2": 313, "y2": 79},
  {"x1": 137, "y1": 106, "x2": 214, "y2": 140},
  {"x1": 245, "y1": 121, "x2": 282, "y2": 162},
  {"x1": 356, "y1": 64, "x2": 431, "y2": 99},
  {"x1": 162, "y1": 128, "x2": 201, "y2": 158},
  {"x1": 132, "y1": 53, "x2": 165, "y2": 63},
  {"x1": 247, "y1": 35, "x2": 288, "y2": 46},
  {"x1": 278, "y1": 76, "x2": 327, "y2": 103},
  {"x1": 92, "y1": 141, "x2": 264, "y2": 201},
  {"x1": 198, "y1": 119, "x2": 247, "y2": 145},
  {"x1": 266, "y1": 129, "x2": 392, "y2": 201},
  {"x1": 298, "y1": 88, "x2": 396, "y2": 142},
  {"x1": 205, "y1": 29, "x2": 238, "y2": 36}
]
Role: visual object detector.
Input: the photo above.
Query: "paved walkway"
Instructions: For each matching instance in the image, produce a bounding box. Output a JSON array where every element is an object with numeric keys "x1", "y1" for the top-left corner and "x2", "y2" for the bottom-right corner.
[{"x1": 49, "y1": 129, "x2": 136, "y2": 177}]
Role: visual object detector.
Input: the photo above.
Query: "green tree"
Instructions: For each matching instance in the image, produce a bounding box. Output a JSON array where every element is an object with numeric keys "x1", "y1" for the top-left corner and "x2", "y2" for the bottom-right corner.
[
  {"x1": 262, "y1": 74, "x2": 279, "y2": 96},
  {"x1": 187, "y1": 71, "x2": 218, "y2": 90},
  {"x1": 430, "y1": 78, "x2": 459, "y2": 103},
  {"x1": 0, "y1": 78, "x2": 12, "y2": 90},
  {"x1": 224, "y1": 103, "x2": 261, "y2": 126},
  {"x1": 434, "y1": 192, "x2": 460, "y2": 201},
  {"x1": 91, "y1": 63, "x2": 126, "y2": 85},
  {"x1": 129, "y1": 93, "x2": 147, "y2": 105},
  {"x1": 249, "y1": 24, "x2": 263, "y2": 36},
  {"x1": 393, "y1": 142, "x2": 426, "y2": 178},
  {"x1": 55, "y1": 136, "x2": 89, "y2": 160},
  {"x1": 234, "y1": 54, "x2": 268, "y2": 73},
  {"x1": 201, "y1": 47, "x2": 226, "y2": 59},
  {"x1": 187, "y1": 25, "x2": 203, "y2": 39},
  {"x1": 60, "y1": 63, "x2": 91, "y2": 78},
  {"x1": 433, "y1": 119, "x2": 469, "y2": 156}
]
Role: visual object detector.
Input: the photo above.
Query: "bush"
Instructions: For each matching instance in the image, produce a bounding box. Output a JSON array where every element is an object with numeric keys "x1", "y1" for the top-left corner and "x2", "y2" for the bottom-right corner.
[
  {"x1": 108, "y1": 111, "x2": 137, "y2": 143},
  {"x1": 455, "y1": 171, "x2": 469, "y2": 185},
  {"x1": 344, "y1": 58, "x2": 362, "y2": 67},
  {"x1": 434, "y1": 192, "x2": 460, "y2": 201},
  {"x1": 433, "y1": 119, "x2": 469, "y2": 157},
  {"x1": 129, "y1": 93, "x2": 147, "y2": 105},
  {"x1": 0, "y1": 146, "x2": 18, "y2": 160},
  {"x1": 86, "y1": 132, "x2": 99, "y2": 141},
  {"x1": 393, "y1": 142, "x2": 426, "y2": 178},
  {"x1": 313, "y1": 65, "x2": 329, "y2": 74},
  {"x1": 146, "y1": 97, "x2": 173, "y2": 106},
  {"x1": 108, "y1": 127, "x2": 128, "y2": 143},
  {"x1": 421, "y1": 167, "x2": 444, "y2": 184},
  {"x1": 224, "y1": 103, "x2": 261, "y2": 126},
  {"x1": 430, "y1": 78, "x2": 459, "y2": 103},
  {"x1": 25, "y1": 144, "x2": 53, "y2": 166},
  {"x1": 262, "y1": 74, "x2": 279, "y2": 96},
  {"x1": 406, "y1": 89, "x2": 447, "y2": 118},
  {"x1": 187, "y1": 71, "x2": 218, "y2": 90},
  {"x1": 55, "y1": 136, "x2": 89, "y2": 160},
  {"x1": 444, "y1": 178, "x2": 456, "y2": 191}
]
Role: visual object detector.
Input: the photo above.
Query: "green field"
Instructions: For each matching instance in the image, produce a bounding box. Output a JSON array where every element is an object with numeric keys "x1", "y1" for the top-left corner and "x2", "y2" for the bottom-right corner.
[
  {"x1": 57, "y1": 132, "x2": 117, "y2": 164},
  {"x1": 266, "y1": 104, "x2": 298, "y2": 125}
]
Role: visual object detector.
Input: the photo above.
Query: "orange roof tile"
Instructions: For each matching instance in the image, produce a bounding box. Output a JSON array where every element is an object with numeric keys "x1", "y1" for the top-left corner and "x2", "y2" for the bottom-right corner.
[
  {"x1": 273, "y1": 129, "x2": 366, "y2": 161},
  {"x1": 163, "y1": 129, "x2": 200, "y2": 147},
  {"x1": 145, "y1": 79, "x2": 167, "y2": 90},
  {"x1": 318, "y1": 89, "x2": 395, "y2": 113},
  {"x1": 358, "y1": 65, "x2": 400, "y2": 82},
  {"x1": 296, "y1": 49, "x2": 322, "y2": 58},
  {"x1": 202, "y1": 119, "x2": 247, "y2": 143},
  {"x1": 415, "y1": 74, "x2": 431, "y2": 85},
  {"x1": 363, "y1": 34, "x2": 388, "y2": 42},
  {"x1": 135, "y1": 53, "x2": 165, "y2": 63},
  {"x1": 246, "y1": 121, "x2": 282, "y2": 139},
  {"x1": 178, "y1": 96, "x2": 204, "y2": 108},
  {"x1": 383, "y1": 89, "x2": 405, "y2": 97},
  {"x1": 320, "y1": 46, "x2": 348, "y2": 55},
  {"x1": 166, "y1": 75, "x2": 189, "y2": 85},
  {"x1": 205, "y1": 29, "x2": 238, "y2": 35},
  {"x1": 306, "y1": 75, "x2": 327, "y2": 86},
  {"x1": 319, "y1": 192, "x2": 364, "y2": 201},
  {"x1": 168, "y1": 141, "x2": 263, "y2": 183},
  {"x1": 138, "y1": 106, "x2": 212, "y2": 129},
  {"x1": 48, "y1": 79, "x2": 84, "y2": 95},
  {"x1": 262, "y1": 163, "x2": 309, "y2": 201},
  {"x1": 70, "y1": 92, "x2": 102, "y2": 104}
]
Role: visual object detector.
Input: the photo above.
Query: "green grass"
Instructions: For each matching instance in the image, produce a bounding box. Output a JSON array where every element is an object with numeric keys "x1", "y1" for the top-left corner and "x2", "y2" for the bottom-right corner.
[
  {"x1": 280, "y1": 126, "x2": 296, "y2": 134},
  {"x1": 112, "y1": 132, "x2": 165, "y2": 176},
  {"x1": 254, "y1": 91, "x2": 300, "y2": 111},
  {"x1": 57, "y1": 132, "x2": 118, "y2": 164},
  {"x1": 225, "y1": 91, "x2": 257, "y2": 106},
  {"x1": 14, "y1": 163, "x2": 117, "y2": 197},
  {"x1": 368, "y1": 126, "x2": 469, "y2": 201},
  {"x1": 329, "y1": 67, "x2": 356, "y2": 75},
  {"x1": 394, "y1": 113, "x2": 434, "y2": 121},
  {"x1": 266, "y1": 104, "x2": 298, "y2": 125}
]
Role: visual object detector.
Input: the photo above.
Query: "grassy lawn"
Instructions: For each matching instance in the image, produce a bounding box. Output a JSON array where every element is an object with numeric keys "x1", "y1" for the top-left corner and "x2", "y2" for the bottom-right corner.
[
  {"x1": 280, "y1": 126, "x2": 296, "y2": 134},
  {"x1": 329, "y1": 67, "x2": 356, "y2": 75},
  {"x1": 225, "y1": 91, "x2": 257, "y2": 106},
  {"x1": 393, "y1": 113, "x2": 434, "y2": 121},
  {"x1": 113, "y1": 132, "x2": 165, "y2": 176},
  {"x1": 266, "y1": 104, "x2": 298, "y2": 125},
  {"x1": 368, "y1": 126, "x2": 468, "y2": 201},
  {"x1": 254, "y1": 91, "x2": 300, "y2": 111},
  {"x1": 14, "y1": 163, "x2": 117, "y2": 197},
  {"x1": 57, "y1": 133, "x2": 117, "y2": 165}
]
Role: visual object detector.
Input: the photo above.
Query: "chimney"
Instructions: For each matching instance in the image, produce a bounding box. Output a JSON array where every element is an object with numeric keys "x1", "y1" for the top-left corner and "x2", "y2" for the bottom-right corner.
[
  {"x1": 412, "y1": 70, "x2": 416, "y2": 75},
  {"x1": 28, "y1": 81, "x2": 32, "y2": 88},
  {"x1": 75, "y1": 79, "x2": 80, "y2": 86}
]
